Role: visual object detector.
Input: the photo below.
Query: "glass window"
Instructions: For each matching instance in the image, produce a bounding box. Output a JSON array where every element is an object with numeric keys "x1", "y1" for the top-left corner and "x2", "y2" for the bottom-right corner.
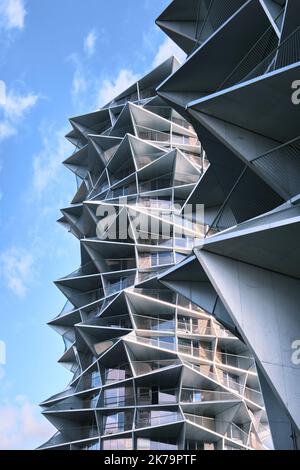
[
  {"x1": 102, "y1": 438, "x2": 132, "y2": 450},
  {"x1": 104, "y1": 387, "x2": 126, "y2": 407},
  {"x1": 105, "y1": 367, "x2": 129, "y2": 383},
  {"x1": 91, "y1": 371, "x2": 101, "y2": 388},
  {"x1": 137, "y1": 438, "x2": 178, "y2": 450},
  {"x1": 85, "y1": 441, "x2": 100, "y2": 451}
]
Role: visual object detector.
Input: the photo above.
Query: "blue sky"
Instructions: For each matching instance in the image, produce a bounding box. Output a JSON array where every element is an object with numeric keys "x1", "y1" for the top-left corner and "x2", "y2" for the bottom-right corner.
[{"x1": 0, "y1": 0, "x2": 185, "y2": 449}]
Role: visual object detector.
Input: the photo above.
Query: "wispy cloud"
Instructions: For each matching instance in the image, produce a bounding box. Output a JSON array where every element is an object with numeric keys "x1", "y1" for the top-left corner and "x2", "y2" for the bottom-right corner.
[
  {"x1": 68, "y1": 53, "x2": 88, "y2": 109},
  {"x1": 0, "y1": 80, "x2": 5, "y2": 105},
  {"x1": 3, "y1": 89, "x2": 38, "y2": 120},
  {"x1": 33, "y1": 125, "x2": 72, "y2": 195},
  {"x1": 97, "y1": 69, "x2": 140, "y2": 107},
  {"x1": 0, "y1": 0, "x2": 26, "y2": 30},
  {"x1": 84, "y1": 29, "x2": 97, "y2": 57},
  {"x1": 0, "y1": 82, "x2": 39, "y2": 141},
  {"x1": 152, "y1": 37, "x2": 186, "y2": 68},
  {"x1": 0, "y1": 120, "x2": 15, "y2": 141},
  {"x1": 0, "y1": 396, "x2": 55, "y2": 450},
  {"x1": 0, "y1": 247, "x2": 34, "y2": 297}
]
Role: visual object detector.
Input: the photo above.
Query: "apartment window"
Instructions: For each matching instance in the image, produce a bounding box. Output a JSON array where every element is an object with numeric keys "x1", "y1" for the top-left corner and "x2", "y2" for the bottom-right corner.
[
  {"x1": 181, "y1": 389, "x2": 202, "y2": 403},
  {"x1": 103, "y1": 411, "x2": 133, "y2": 435},
  {"x1": 140, "y1": 410, "x2": 178, "y2": 427},
  {"x1": 104, "y1": 387, "x2": 131, "y2": 407},
  {"x1": 186, "y1": 440, "x2": 214, "y2": 450},
  {"x1": 105, "y1": 367, "x2": 129, "y2": 383},
  {"x1": 137, "y1": 438, "x2": 178, "y2": 450},
  {"x1": 104, "y1": 412, "x2": 124, "y2": 434},
  {"x1": 157, "y1": 335, "x2": 175, "y2": 350},
  {"x1": 159, "y1": 388, "x2": 177, "y2": 404},
  {"x1": 102, "y1": 438, "x2": 132, "y2": 450},
  {"x1": 85, "y1": 441, "x2": 100, "y2": 451},
  {"x1": 138, "y1": 387, "x2": 153, "y2": 405},
  {"x1": 223, "y1": 371, "x2": 240, "y2": 392},
  {"x1": 91, "y1": 371, "x2": 101, "y2": 388},
  {"x1": 151, "y1": 252, "x2": 173, "y2": 267},
  {"x1": 90, "y1": 393, "x2": 99, "y2": 408}
]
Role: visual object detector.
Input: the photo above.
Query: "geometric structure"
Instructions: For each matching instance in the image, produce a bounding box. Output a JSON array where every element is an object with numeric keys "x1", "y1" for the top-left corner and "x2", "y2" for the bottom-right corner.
[
  {"x1": 39, "y1": 56, "x2": 272, "y2": 450},
  {"x1": 157, "y1": 0, "x2": 300, "y2": 449}
]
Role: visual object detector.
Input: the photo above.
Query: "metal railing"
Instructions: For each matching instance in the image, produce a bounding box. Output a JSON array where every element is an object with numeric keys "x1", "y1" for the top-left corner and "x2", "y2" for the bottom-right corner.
[
  {"x1": 104, "y1": 275, "x2": 136, "y2": 296},
  {"x1": 132, "y1": 359, "x2": 181, "y2": 375},
  {"x1": 181, "y1": 388, "x2": 235, "y2": 403},
  {"x1": 103, "y1": 418, "x2": 133, "y2": 435},
  {"x1": 136, "y1": 412, "x2": 182, "y2": 429},
  {"x1": 182, "y1": 360, "x2": 262, "y2": 404},
  {"x1": 136, "y1": 126, "x2": 170, "y2": 143},
  {"x1": 185, "y1": 414, "x2": 249, "y2": 446},
  {"x1": 242, "y1": 24, "x2": 300, "y2": 83},
  {"x1": 251, "y1": 135, "x2": 300, "y2": 200}
]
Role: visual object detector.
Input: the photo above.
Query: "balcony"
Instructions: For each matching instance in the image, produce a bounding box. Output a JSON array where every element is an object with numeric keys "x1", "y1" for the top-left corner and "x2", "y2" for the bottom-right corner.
[
  {"x1": 103, "y1": 392, "x2": 135, "y2": 408},
  {"x1": 136, "y1": 126, "x2": 170, "y2": 143},
  {"x1": 130, "y1": 335, "x2": 176, "y2": 351},
  {"x1": 132, "y1": 359, "x2": 181, "y2": 376},
  {"x1": 137, "y1": 387, "x2": 177, "y2": 406},
  {"x1": 104, "y1": 258, "x2": 136, "y2": 273},
  {"x1": 103, "y1": 365, "x2": 132, "y2": 384},
  {"x1": 181, "y1": 389, "x2": 236, "y2": 403},
  {"x1": 104, "y1": 275, "x2": 136, "y2": 296},
  {"x1": 97, "y1": 315, "x2": 132, "y2": 329},
  {"x1": 109, "y1": 167, "x2": 135, "y2": 185},
  {"x1": 185, "y1": 414, "x2": 250, "y2": 446},
  {"x1": 102, "y1": 412, "x2": 133, "y2": 435},
  {"x1": 134, "y1": 314, "x2": 175, "y2": 332},
  {"x1": 181, "y1": 360, "x2": 263, "y2": 405},
  {"x1": 177, "y1": 321, "x2": 215, "y2": 336},
  {"x1": 177, "y1": 342, "x2": 214, "y2": 361},
  {"x1": 136, "y1": 411, "x2": 182, "y2": 429}
]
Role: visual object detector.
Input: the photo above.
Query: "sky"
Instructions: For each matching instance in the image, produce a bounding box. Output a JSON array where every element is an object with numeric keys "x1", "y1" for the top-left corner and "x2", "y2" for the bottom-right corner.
[{"x1": 0, "y1": 0, "x2": 186, "y2": 450}]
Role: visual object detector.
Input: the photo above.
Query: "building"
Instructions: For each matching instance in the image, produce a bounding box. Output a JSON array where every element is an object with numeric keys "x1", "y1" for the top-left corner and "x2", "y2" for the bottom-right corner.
[
  {"x1": 156, "y1": 0, "x2": 300, "y2": 449},
  {"x1": 41, "y1": 0, "x2": 300, "y2": 450},
  {"x1": 39, "y1": 55, "x2": 272, "y2": 450}
]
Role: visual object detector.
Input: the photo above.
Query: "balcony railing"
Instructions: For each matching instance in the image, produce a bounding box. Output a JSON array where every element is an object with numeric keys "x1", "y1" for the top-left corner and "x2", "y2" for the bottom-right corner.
[
  {"x1": 104, "y1": 275, "x2": 136, "y2": 296},
  {"x1": 109, "y1": 167, "x2": 135, "y2": 185},
  {"x1": 181, "y1": 389, "x2": 234, "y2": 403},
  {"x1": 181, "y1": 360, "x2": 262, "y2": 405},
  {"x1": 102, "y1": 419, "x2": 133, "y2": 435},
  {"x1": 97, "y1": 315, "x2": 132, "y2": 329},
  {"x1": 46, "y1": 398, "x2": 100, "y2": 412},
  {"x1": 132, "y1": 359, "x2": 181, "y2": 376},
  {"x1": 134, "y1": 314, "x2": 175, "y2": 332},
  {"x1": 185, "y1": 414, "x2": 249, "y2": 446},
  {"x1": 70, "y1": 288, "x2": 105, "y2": 308},
  {"x1": 103, "y1": 365, "x2": 132, "y2": 384},
  {"x1": 103, "y1": 395, "x2": 135, "y2": 408},
  {"x1": 136, "y1": 126, "x2": 170, "y2": 143},
  {"x1": 104, "y1": 258, "x2": 136, "y2": 273},
  {"x1": 136, "y1": 412, "x2": 182, "y2": 429}
]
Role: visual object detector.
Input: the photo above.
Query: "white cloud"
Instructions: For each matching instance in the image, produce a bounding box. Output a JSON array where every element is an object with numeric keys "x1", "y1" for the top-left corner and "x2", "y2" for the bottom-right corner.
[
  {"x1": 72, "y1": 68, "x2": 88, "y2": 100},
  {"x1": 33, "y1": 126, "x2": 72, "y2": 194},
  {"x1": 0, "y1": 247, "x2": 34, "y2": 297},
  {"x1": 0, "y1": 396, "x2": 55, "y2": 450},
  {"x1": 3, "y1": 89, "x2": 38, "y2": 121},
  {"x1": 0, "y1": 82, "x2": 39, "y2": 142},
  {"x1": 152, "y1": 37, "x2": 186, "y2": 68},
  {"x1": 84, "y1": 29, "x2": 97, "y2": 57},
  {"x1": 0, "y1": 80, "x2": 6, "y2": 105},
  {"x1": 0, "y1": 0, "x2": 26, "y2": 30},
  {"x1": 0, "y1": 120, "x2": 15, "y2": 141},
  {"x1": 97, "y1": 69, "x2": 140, "y2": 107},
  {"x1": 68, "y1": 53, "x2": 89, "y2": 109}
]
